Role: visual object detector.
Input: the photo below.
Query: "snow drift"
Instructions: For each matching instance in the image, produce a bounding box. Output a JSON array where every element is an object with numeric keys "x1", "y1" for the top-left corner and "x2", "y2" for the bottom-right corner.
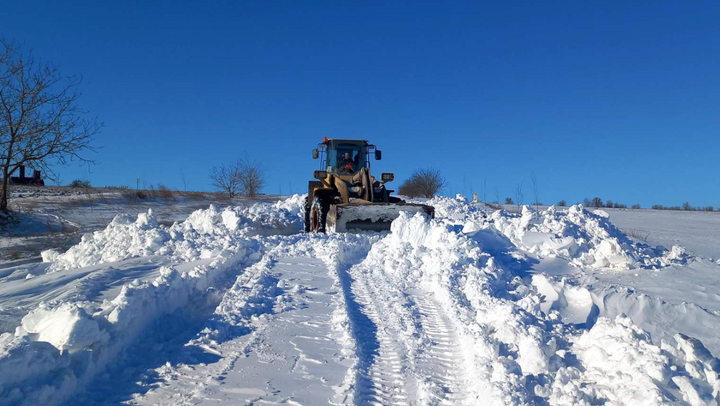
[
  {"x1": 0, "y1": 196, "x2": 306, "y2": 406},
  {"x1": 49, "y1": 195, "x2": 304, "y2": 272},
  {"x1": 487, "y1": 204, "x2": 687, "y2": 269}
]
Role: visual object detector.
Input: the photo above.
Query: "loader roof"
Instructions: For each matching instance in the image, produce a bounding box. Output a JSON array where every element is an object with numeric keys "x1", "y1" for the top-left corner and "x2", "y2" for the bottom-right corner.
[{"x1": 321, "y1": 138, "x2": 369, "y2": 144}]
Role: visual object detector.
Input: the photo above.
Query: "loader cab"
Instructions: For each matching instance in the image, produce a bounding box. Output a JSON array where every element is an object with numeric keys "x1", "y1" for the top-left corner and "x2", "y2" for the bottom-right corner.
[{"x1": 313, "y1": 139, "x2": 380, "y2": 176}]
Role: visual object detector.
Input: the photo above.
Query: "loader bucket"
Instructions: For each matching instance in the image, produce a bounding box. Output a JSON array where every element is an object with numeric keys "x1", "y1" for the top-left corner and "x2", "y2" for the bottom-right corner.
[{"x1": 327, "y1": 203, "x2": 435, "y2": 233}]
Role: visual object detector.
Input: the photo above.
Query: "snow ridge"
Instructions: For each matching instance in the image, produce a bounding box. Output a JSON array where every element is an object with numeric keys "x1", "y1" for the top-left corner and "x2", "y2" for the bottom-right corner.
[
  {"x1": 488, "y1": 204, "x2": 688, "y2": 269},
  {"x1": 0, "y1": 197, "x2": 306, "y2": 406}
]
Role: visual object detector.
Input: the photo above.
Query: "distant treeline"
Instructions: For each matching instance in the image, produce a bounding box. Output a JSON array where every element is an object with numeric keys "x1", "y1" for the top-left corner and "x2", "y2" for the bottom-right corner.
[{"x1": 561, "y1": 197, "x2": 716, "y2": 212}]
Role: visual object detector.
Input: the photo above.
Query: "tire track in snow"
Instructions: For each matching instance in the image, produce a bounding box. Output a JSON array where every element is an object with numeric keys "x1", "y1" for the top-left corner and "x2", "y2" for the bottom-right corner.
[
  {"x1": 340, "y1": 270, "x2": 472, "y2": 405},
  {"x1": 411, "y1": 290, "x2": 470, "y2": 405},
  {"x1": 131, "y1": 233, "x2": 382, "y2": 406},
  {"x1": 349, "y1": 276, "x2": 409, "y2": 405}
]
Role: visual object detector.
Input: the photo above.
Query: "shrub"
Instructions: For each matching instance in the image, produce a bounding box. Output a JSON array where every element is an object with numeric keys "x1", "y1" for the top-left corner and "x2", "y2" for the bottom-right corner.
[
  {"x1": 398, "y1": 168, "x2": 446, "y2": 198},
  {"x1": 157, "y1": 184, "x2": 174, "y2": 199},
  {"x1": 69, "y1": 179, "x2": 91, "y2": 188}
]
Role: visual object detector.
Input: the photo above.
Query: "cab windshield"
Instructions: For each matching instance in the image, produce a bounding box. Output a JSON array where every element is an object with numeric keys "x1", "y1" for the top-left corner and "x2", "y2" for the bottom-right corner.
[{"x1": 326, "y1": 141, "x2": 367, "y2": 175}]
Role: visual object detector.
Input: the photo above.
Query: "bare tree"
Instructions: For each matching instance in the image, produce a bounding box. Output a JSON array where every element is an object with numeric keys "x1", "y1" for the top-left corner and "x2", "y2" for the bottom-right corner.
[
  {"x1": 180, "y1": 168, "x2": 187, "y2": 191},
  {"x1": 238, "y1": 156, "x2": 265, "y2": 198},
  {"x1": 210, "y1": 162, "x2": 242, "y2": 198},
  {"x1": 482, "y1": 175, "x2": 487, "y2": 208},
  {"x1": 530, "y1": 172, "x2": 540, "y2": 215},
  {"x1": 0, "y1": 40, "x2": 101, "y2": 211},
  {"x1": 514, "y1": 182, "x2": 524, "y2": 212},
  {"x1": 398, "y1": 168, "x2": 446, "y2": 198},
  {"x1": 210, "y1": 156, "x2": 265, "y2": 198}
]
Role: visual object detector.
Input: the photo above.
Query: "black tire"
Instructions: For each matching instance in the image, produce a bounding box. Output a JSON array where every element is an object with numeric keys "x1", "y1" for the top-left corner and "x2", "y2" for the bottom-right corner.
[
  {"x1": 304, "y1": 197, "x2": 311, "y2": 232},
  {"x1": 310, "y1": 195, "x2": 330, "y2": 233}
]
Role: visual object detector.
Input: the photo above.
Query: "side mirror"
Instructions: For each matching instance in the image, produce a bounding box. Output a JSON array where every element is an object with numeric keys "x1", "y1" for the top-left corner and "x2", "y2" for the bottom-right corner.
[
  {"x1": 375, "y1": 150, "x2": 382, "y2": 160},
  {"x1": 381, "y1": 173, "x2": 394, "y2": 182},
  {"x1": 312, "y1": 149, "x2": 319, "y2": 159}
]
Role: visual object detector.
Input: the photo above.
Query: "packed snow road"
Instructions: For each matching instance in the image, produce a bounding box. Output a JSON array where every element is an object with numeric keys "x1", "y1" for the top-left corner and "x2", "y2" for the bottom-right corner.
[{"x1": 1, "y1": 195, "x2": 720, "y2": 405}]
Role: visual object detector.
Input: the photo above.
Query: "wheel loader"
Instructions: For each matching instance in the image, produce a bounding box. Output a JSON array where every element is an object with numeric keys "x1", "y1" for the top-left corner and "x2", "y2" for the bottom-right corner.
[{"x1": 304, "y1": 138, "x2": 434, "y2": 233}]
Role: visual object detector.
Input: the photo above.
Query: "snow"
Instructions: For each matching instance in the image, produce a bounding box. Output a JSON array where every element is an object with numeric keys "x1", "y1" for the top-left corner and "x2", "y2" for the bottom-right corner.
[
  {"x1": 1, "y1": 194, "x2": 720, "y2": 405},
  {"x1": 18, "y1": 303, "x2": 106, "y2": 352},
  {"x1": 555, "y1": 316, "x2": 720, "y2": 405},
  {"x1": 487, "y1": 204, "x2": 686, "y2": 270}
]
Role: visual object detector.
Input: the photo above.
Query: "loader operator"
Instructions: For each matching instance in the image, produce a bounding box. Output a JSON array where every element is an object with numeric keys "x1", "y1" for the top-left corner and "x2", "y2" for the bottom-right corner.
[{"x1": 338, "y1": 152, "x2": 356, "y2": 174}]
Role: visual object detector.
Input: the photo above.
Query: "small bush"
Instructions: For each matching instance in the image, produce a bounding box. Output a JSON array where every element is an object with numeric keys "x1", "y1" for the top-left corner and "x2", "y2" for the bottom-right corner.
[
  {"x1": 69, "y1": 179, "x2": 91, "y2": 188},
  {"x1": 157, "y1": 184, "x2": 174, "y2": 199},
  {"x1": 398, "y1": 168, "x2": 446, "y2": 198},
  {"x1": 557, "y1": 200, "x2": 567, "y2": 207},
  {"x1": 505, "y1": 197, "x2": 514, "y2": 205}
]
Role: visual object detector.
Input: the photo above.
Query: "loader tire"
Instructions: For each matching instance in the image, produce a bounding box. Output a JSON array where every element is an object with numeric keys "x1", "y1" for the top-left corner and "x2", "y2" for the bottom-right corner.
[
  {"x1": 304, "y1": 197, "x2": 311, "y2": 232},
  {"x1": 310, "y1": 195, "x2": 330, "y2": 233}
]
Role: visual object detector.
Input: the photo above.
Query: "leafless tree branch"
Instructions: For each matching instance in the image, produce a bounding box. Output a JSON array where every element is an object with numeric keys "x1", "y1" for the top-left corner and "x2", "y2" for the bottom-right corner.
[
  {"x1": 209, "y1": 155, "x2": 265, "y2": 198},
  {"x1": 0, "y1": 39, "x2": 101, "y2": 211}
]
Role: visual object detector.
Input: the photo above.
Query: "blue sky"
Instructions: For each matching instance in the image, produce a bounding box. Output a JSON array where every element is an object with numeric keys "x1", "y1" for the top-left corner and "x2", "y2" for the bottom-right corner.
[{"x1": 2, "y1": 1, "x2": 719, "y2": 207}]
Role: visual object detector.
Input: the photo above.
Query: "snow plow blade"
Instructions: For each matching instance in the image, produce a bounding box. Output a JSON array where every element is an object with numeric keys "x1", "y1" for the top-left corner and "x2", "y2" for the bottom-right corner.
[{"x1": 327, "y1": 203, "x2": 434, "y2": 232}]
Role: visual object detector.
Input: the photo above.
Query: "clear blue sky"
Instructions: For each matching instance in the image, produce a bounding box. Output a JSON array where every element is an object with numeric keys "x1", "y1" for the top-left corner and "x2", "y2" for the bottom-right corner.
[{"x1": 3, "y1": 1, "x2": 719, "y2": 207}]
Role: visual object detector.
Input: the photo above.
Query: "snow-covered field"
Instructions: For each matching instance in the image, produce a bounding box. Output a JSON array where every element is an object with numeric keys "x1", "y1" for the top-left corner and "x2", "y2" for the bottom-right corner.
[{"x1": 1, "y1": 194, "x2": 719, "y2": 405}]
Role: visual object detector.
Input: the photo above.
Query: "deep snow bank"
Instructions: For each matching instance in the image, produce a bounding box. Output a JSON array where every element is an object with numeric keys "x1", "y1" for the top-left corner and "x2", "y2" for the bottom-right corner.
[
  {"x1": 0, "y1": 196, "x2": 306, "y2": 406},
  {"x1": 551, "y1": 315, "x2": 720, "y2": 405},
  {"x1": 48, "y1": 195, "x2": 305, "y2": 272},
  {"x1": 487, "y1": 204, "x2": 687, "y2": 270},
  {"x1": 419, "y1": 196, "x2": 686, "y2": 270},
  {"x1": 0, "y1": 251, "x2": 257, "y2": 406}
]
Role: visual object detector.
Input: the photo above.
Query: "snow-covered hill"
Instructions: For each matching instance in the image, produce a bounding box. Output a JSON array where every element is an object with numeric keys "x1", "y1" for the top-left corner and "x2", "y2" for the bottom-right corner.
[{"x1": 1, "y1": 195, "x2": 719, "y2": 405}]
